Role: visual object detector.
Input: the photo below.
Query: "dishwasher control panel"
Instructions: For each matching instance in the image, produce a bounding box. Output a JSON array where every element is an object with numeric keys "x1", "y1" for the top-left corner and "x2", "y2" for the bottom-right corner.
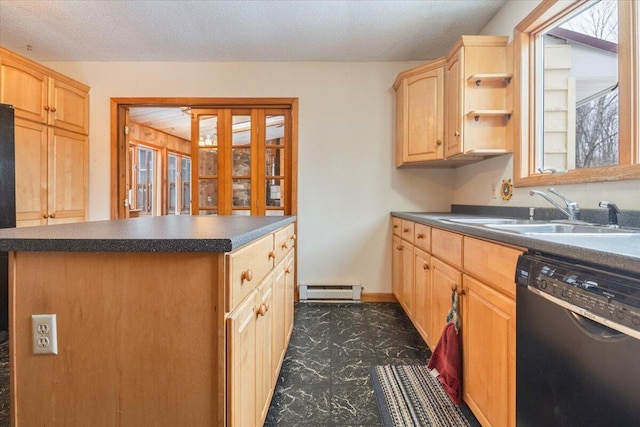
[{"x1": 516, "y1": 253, "x2": 640, "y2": 334}]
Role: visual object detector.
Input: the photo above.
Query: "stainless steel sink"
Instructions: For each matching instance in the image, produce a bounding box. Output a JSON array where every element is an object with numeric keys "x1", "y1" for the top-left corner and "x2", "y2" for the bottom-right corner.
[{"x1": 485, "y1": 223, "x2": 638, "y2": 234}]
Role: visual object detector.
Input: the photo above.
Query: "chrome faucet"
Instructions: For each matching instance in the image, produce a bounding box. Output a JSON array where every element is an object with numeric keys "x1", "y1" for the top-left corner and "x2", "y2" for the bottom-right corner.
[{"x1": 530, "y1": 188, "x2": 581, "y2": 221}]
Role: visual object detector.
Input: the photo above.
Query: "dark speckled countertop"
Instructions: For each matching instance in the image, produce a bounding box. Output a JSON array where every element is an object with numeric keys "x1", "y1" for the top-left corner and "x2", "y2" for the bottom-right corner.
[
  {"x1": 0, "y1": 215, "x2": 296, "y2": 253},
  {"x1": 392, "y1": 211, "x2": 640, "y2": 276}
]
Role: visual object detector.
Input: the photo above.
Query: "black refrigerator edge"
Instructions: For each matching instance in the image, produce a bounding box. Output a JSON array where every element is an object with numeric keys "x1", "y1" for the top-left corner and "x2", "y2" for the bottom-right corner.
[{"x1": 0, "y1": 104, "x2": 16, "y2": 341}]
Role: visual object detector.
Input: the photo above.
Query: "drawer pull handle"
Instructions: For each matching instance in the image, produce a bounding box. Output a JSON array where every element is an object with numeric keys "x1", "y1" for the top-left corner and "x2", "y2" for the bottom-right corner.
[
  {"x1": 403, "y1": 228, "x2": 410, "y2": 233},
  {"x1": 436, "y1": 139, "x2": 442, "y2": 146},
  {"x1": 396, "y1": 245, "x2": 403, "y2": 250},
  {"x1": 417, "y1": 233, "x2": 425, "y2": 239},
  {"x1": 393, "y1": 224, "x2": 399, "y2": 229},
  {"x1": 285, "y1": 267, "x2": 291, "y2": 274},
  {"x1": 44, "y1": 106, "x2": 50, "y2": 111},
  {"x1": 290, "y1": 234, "x2": 297, "y2": 241},
  {"x1": 49, "y1": 213, "x2": 55, "y2": 218},
  {"x1": 423, "y1": 264, "x2": 429, "y2": 270},
  {"x1": 282, "y1": 242, "x2": 288, "y2": 250},
  {"x1": 268, "y1": 250, "x2": 276, "y2": 259},
  {"x1": 43, "y1": 214, "x2": 49, "y2": 219},
  {"x1": 241, "y1": 269, "x2": 253, "y2": 283},
  {"x1": 50, "y1": 107, "x2": 57, "y2": 113},
  {"x1": 454, "y1": 131, "x2": 460, "y2": 137},
  {"x1": 451, "y1": 284, "x2": 465, "y2": 296}
]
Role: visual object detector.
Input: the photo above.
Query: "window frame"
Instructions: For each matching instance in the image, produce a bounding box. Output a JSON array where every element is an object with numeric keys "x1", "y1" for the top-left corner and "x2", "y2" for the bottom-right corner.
[{"x1": 513, "y1": 0, "x2": 638, "y2": 187}]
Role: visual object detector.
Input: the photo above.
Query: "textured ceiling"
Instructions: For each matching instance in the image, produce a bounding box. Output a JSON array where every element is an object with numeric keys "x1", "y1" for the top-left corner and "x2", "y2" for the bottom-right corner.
[{"x1": 0, "y1": 0, "x2": 507, "y2": 62}]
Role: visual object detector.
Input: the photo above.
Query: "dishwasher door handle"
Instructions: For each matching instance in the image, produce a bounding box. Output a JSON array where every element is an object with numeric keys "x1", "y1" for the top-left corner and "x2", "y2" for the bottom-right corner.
[{"x1": 527, "y1": 285, "x2": 640, "y2": 341}]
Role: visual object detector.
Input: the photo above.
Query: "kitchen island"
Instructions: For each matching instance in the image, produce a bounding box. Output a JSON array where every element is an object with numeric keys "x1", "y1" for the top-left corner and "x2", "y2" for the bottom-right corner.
[{"x1": 0, "y1": 215, "x2": 296, "y2": 426}]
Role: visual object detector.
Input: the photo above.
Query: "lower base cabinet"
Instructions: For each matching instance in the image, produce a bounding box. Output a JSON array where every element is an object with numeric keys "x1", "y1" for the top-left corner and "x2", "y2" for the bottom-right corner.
[
  {"x1": 391, "y1": 216, "x2": 521, "y2": 427},
  {"x1": 227, "y1": 223, "x2": 296, "y2": 426},
  {"x1": 462, "y1": 274, "x2": 515, "y2": 427}
]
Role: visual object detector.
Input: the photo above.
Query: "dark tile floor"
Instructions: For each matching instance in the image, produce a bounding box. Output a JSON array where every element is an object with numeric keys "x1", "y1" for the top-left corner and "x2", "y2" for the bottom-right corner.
[
  {"x1": 0, "y1": 340, "x2": 8, "y2": 427},
  {"x1": 265, "y1": 302, "x2": 432, "y2": 426}
]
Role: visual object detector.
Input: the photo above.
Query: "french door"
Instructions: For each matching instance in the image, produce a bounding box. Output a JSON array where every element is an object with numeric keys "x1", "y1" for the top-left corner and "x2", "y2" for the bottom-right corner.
[{"x1": 191, "y1": 108, "x2": 293, "y2": 216}]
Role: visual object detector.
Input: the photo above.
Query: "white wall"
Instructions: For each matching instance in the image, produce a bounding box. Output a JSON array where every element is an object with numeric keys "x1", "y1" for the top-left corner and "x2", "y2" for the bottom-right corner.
[
  {"x1": 43, "y1": 60, "x2": 455, "y2": 294},
  {"x1": 463, "y1": 0, "x2": 640, "y2": 211}
]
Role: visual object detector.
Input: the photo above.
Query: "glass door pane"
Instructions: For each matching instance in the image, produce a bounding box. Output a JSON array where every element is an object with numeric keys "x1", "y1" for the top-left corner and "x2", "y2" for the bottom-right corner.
[
  {"x1": 181, "y1": 157, "x2": 191, "y2": 214},
  {"x1": 137, "y1": 146, "x2": 155, "y2": 215},
  {"x1": 264, "y1": 114, "x2": 285, "y2": 216},
  {"x1": 197, "y1": 114, "x2": 218, "y2": 215},
  {"x1": 232, "y1": 114, "x2": 251, "y2": 215},
  {"x1": 167, "y1": 153, "x2": 178, "y2": 215}
]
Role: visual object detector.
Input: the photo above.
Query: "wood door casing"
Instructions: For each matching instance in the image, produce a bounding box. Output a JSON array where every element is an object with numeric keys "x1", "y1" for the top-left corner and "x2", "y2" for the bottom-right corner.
[{"x1": 111, "y1": 98, "x2": 298, "y2": 220}]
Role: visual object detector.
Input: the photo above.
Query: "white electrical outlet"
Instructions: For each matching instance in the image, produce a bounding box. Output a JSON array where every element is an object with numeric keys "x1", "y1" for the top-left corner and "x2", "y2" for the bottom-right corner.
[{"x1": 32, "y1": 314, "x2": 58, "y2": 355}]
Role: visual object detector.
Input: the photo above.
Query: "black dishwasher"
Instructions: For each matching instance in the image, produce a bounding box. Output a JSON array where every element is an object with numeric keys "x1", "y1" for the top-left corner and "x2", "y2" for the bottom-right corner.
[{"x1": 516, "y1": 252, "x2": 640, "y2": 426}]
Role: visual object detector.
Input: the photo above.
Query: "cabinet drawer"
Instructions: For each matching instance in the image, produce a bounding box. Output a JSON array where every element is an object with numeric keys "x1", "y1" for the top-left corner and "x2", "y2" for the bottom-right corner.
[
  {"x1": 392, "y1": 217, "x2": 402, "y2": 236},
  {"x1": 414, "y1": 223, "x2": 431, "y2": 253},
  {"x1": 401, "y1": 220, "x2": 415, "y2": 244},
  {"x1": 463, "y1": 237, "x2": 523, "y2": 299},
  {"x1": 227, "y1": 233, "x2": 275, "y2": 312},
  {"x1": 431, "y1": 228, "x2": 462, "y2": 269},
  {"x1": 274, "y1": 223, "x2": 295, "y2": 262}
]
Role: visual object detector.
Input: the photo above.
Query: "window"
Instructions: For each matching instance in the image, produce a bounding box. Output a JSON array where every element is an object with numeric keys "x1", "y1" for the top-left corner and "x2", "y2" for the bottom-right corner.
[
  {"x1": 136, "y1": 145, "x2": 157, "y2": 215},
  {"x1": 167, "y1": 152, "x2": 192, "y2": 215},
  {"x1": 514, "y1": 0, "x2": 638, "y2": 186}
]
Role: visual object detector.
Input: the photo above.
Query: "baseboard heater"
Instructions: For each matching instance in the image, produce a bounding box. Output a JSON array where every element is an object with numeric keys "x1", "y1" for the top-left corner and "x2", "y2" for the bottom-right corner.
[{"x1": 299, "y1": 283, "x2": 362, "y2": 303}]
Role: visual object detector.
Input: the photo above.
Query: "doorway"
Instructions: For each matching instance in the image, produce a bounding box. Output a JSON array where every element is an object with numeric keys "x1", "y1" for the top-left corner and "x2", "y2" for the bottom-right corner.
[{"x1": 110, "y1": 98, "x2": 298, "y2": 219}]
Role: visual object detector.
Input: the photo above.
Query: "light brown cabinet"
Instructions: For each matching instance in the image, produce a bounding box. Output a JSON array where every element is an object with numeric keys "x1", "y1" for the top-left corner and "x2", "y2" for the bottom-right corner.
[
  {"x1": 394, "y1": 59, "x2": 446, "y2": 166},
  {"x1": 393, "y1": 35, "x2": 512, "y2": 167},
  {"x1": 462, "y1": 236, "x2": 520, "y2": 427},
  {"x1": 391, "y1": 216, "x2": 522, "y2": 427},
  {"x1": 444, "y1": 36, "x2": 512, "y2": 159},
  {"x1": 0, "y1": 47, "x2": 89, "y2": 134},
  {"x1": 8, "y1": 221, "x2": 296, "y2": 426},
  {"x1": 14, "y1": 118, "x2": 88, "y2": 226},
  {"x1": 226, "y1": 222, "x2": 296, "y2": 427},
  {"x1": 412, "y1": 247, "x2": 431, "y2": 344},
  {"x1": 227, "y1": 287, "x2": 259, "y2": 427},
  {"x1": 1, "y1": 47, "x2": 89, "y2": 226}
]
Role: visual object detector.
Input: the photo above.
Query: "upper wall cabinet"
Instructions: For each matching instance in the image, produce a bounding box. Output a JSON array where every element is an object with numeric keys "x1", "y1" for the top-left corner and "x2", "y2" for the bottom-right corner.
[
  {"x1": 394, "y1": 35, "x2": 512, "y2": 168},
  {"x1": 0, "y1": 47, "x2": 90, "y2": 226},
  {"x1": 445, "y1": 36, "x2": 512, "y2": 160},
  {"x1": 394, "y1": 59, "x2": 445, "y2": 166},
  {"x1": 0, "y1": 47, "x2": 89, "y2": 135}
]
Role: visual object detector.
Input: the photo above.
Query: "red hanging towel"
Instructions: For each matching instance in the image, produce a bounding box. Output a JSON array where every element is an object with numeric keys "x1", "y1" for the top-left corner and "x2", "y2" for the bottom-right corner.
[{"x1": 427, "y1": 290, "x2": 462, "y2": 404}]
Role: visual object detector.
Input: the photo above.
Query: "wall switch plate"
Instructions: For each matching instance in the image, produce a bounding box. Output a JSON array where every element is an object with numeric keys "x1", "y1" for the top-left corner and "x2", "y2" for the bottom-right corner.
[{"x1": 32, "y1": 314, "x2": 58, "y2": 355}]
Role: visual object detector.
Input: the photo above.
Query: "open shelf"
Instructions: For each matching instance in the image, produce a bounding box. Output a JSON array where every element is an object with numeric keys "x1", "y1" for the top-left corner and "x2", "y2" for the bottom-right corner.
[
  {"x1": 467, "y1": 110, "x2": 512, "y2": 121},
  {"x1": 468, "y1": 73, "x2": 513, "y2": 86}
]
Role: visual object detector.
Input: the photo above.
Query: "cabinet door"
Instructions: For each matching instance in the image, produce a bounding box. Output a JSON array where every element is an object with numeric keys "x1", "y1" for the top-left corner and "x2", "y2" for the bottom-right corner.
[
  {"x1": 391, "y1": 235, "x2": 403, "y2": 302},
  {"x1": 48, "y1": 127, "x2": 88, "y2": 224},
  {"x1": 272, "y1": 261, "x2": 287, "y2": 380},
  {"x1": 429, "y1": 257, "x2": 461, "y2": 350},
  {"x1": 462, "y1": 274, "x2": 515, "y2": 427},
  {"x1": 284, "y1": 251, "x2": 295, "y2": 341},
  {"x1": 256, "y1": 273, "x2": 275, "y2": 425},
  {"x1": 445, "y1": 48, "x2": 463, "y2": 158},
  {"x1": 413, "y1": 248, "x2": 431, "y2": 343},
  {"x1": 404, "y1": 67, "x2": 444, "y2": 162},
  {"x1": 394, "y1": 79, "x2": 405, "y2": 167},
  {"x1": 401, "y1": 241, "x2": 414, "y2": 317},
  {"x1": 14, "y1": 119, "x2": 48, "y2": 227},
  {"x1": 50, "y1": 78, "x2": 89, "y2": 134},
  {"x1": 0, "y1": 55, "x2": 48, "y2": 124},
  {"x1": 227, "y1": 290, "x2": 258, "y2": 427}
]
